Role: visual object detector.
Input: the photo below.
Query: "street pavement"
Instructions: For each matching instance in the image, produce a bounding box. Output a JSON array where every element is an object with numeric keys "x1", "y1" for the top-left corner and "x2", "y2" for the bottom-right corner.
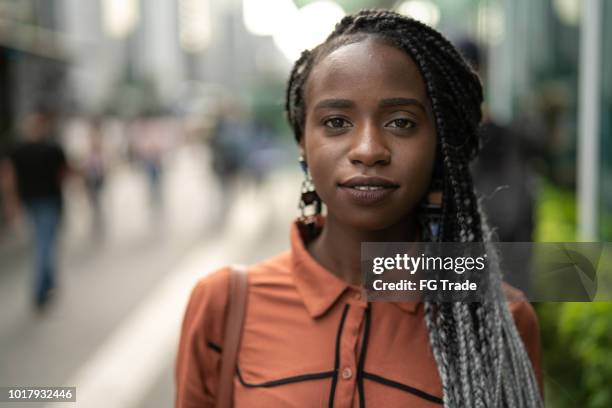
[{"x1": 0, "y1": 143, "x2": 301, "y2": 408}]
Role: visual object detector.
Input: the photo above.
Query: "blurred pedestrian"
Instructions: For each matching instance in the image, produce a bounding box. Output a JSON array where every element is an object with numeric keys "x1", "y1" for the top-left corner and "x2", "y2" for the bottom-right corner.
[
  {"x1": 82, "y1": 118, "x2": 106, "y2": 234},
  {"x1": 210, "y1": 108, "x2": 249, "y2": 185},
  {"x1": 457, "y1": 37, "x2": 536, "y2": 242},
  {"x1": 0, "y1": 108, "x2": 68, "y2": 310},
  {"x1": 243, "y1": 121, "x2": 285, "y2": 186},
  {"x1": 208, "y1": 104, "x2": 251, "y2": 221},
  {"x1": 131, "y1": 113, "x2": 167, "y2": 211},
  {"x1": 457, "y1": 38, "x2": 537, "y2": 293}
]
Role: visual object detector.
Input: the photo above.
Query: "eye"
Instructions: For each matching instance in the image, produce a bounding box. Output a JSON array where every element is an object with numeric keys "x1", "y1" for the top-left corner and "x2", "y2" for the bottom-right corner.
[
  {"x1": 386, "y1": 118, "x2": 416, "y2": 129},
  {"x1": 323, "y1": 117, "x2": 352, "y2": 129}
]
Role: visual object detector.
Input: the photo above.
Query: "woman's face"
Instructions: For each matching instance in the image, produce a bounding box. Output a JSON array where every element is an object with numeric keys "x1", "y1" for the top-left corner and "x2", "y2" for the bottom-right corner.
[{"x1": 301, "y1": 37, "x2": 437, "y2": 231}]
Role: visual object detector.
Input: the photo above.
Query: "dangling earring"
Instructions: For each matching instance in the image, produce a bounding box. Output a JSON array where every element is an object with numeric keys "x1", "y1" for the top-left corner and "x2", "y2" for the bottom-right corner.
[{"x1": 298, "y1": 155, "x2": 322, "y2": 237}]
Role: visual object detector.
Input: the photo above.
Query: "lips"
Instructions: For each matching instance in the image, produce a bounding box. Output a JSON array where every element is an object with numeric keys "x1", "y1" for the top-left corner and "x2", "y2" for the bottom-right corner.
[
  {"x1": 338, "y1": 176, "x2": 399, "y2": 189},
  {"x1": 338, "y1": 176, "x2": 399, "y2": 205}
]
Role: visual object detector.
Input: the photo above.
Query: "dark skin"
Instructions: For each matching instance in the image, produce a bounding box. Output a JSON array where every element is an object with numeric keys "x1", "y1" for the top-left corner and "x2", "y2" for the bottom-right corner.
[{"x1": 299, "y1": 37, "x2": 437, "y2": 285}]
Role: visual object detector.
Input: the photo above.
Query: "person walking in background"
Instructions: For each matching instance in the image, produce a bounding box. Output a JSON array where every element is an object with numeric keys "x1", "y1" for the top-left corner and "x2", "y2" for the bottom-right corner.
[
  {"x1": 130, "y1": 113, "x2": 167, "y2": 212},
  {"x1": 0, "y1": 108, "x2": 69, "y2": 311},
  {"x1": 82, "y1": 117, "x2": 106, "y2": 235},
  {"x1": 456, "y1": 38, "x2": 537, "y2": 242},
  {"x1": 208, "y1": 101, "x2": 251, "y2": 222},
  {"x1": 456, "y1": 38, "x2": 537, "y2": 292}
]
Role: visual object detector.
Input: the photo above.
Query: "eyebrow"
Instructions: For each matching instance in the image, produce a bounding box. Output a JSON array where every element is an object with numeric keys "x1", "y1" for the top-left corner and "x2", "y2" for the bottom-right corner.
[{"x1": 313, "y1": 97, "x2": 426, "y2": 112}]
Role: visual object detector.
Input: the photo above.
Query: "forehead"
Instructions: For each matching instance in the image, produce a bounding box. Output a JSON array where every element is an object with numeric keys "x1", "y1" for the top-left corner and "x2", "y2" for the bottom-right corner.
[{"x1": 305, "y1": 37, "x2": 428, "y2": 106}]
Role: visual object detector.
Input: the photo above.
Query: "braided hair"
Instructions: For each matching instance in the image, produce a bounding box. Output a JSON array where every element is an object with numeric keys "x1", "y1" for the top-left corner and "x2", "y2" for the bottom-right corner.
[{"x1": 285, "y1": 9, "x2": 542, "y2": 408}]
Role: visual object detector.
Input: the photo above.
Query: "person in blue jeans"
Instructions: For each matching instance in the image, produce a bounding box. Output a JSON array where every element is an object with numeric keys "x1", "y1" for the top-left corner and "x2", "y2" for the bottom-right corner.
[
  {"x1": 1, "y1": 108, "x2": 68, "y2": 310},
  {"x1": 25, "y1": 198, "x2": 62, "y2": 306}
]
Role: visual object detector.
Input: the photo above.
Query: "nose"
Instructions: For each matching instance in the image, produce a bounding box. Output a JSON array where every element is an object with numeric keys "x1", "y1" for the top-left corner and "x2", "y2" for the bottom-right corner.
[{"x1": 347, "y1": 123, "x2": 391, "y2": 167}]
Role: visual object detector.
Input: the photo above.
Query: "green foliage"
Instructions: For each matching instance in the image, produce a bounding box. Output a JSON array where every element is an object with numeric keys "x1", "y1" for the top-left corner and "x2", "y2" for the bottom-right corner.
[
  {"x1": 534, "y1": 179, "x2": 576, "y2": 242},
  {"x1": 538, "y1": 303, "x2": 612, "y2": 407},
  {"x1": 534, "y1": 180, "x2": 612, "y2": 407}
]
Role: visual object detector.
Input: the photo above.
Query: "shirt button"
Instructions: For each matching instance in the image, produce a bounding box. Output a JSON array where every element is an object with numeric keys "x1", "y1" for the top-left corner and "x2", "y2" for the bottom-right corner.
[{"x1": 342, "y1": 367, "x2": 353, "y2": 380}]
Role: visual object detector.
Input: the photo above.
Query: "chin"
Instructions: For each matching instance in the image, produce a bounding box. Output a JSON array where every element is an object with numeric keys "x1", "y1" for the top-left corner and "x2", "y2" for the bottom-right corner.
[{"x1": 336, "y1": 209, "x2": 404, "y2": 232}]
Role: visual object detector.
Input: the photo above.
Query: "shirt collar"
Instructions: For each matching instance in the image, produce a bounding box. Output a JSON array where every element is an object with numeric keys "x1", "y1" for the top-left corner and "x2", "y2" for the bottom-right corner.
[{"x1": 290, "y1": 215, "x2": 419, "y2": 318}]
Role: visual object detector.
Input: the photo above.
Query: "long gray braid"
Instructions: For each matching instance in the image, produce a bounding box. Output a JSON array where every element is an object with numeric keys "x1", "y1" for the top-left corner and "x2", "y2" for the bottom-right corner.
[{"x1": 285, "y1": 9, "x2": 542, "y2": 407}]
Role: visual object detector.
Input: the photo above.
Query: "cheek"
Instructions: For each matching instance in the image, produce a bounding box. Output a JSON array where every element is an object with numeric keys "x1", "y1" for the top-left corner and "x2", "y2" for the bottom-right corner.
[
  {"x1": 303, "y1": 133, "x2": 344, "y2": 202},
  {"x1": 305, "y1": 138, "x2": 338, "y2": 185},
  {"x1": 395, "y1": 132, "x2": 437, "y2": 189}
]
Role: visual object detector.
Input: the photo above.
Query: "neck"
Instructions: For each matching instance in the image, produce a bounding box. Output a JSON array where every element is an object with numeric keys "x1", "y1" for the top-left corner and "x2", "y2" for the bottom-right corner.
[{"x1": 307, "y1": 213, "x2": 419, "y2": 286}]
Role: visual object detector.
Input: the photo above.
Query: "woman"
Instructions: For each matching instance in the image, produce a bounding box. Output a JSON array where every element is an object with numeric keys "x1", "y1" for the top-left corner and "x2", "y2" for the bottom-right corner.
[{"x1": 176, "y1": 9, "x2": 543, "y2": 407}]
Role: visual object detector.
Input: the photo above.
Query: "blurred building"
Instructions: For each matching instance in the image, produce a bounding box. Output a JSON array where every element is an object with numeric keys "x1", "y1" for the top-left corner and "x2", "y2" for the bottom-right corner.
[
  {"x1": 59, "y1": 0, "x2": 282, "y2": 116},
  {"x1": 601, "y1": 1, "x2": 612, "y2": 240},
  {"x1": 0, "y1": 0, "x2": 610, "y2": 239},
  {"x1": 480, "y1": 0, "x2": 611, "y2": 240},
  {"x1": 0, "y1": 0, "x2": 68, "y2": 145}
]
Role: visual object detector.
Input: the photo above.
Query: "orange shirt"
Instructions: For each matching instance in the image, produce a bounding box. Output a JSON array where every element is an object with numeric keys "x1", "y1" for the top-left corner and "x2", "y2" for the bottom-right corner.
[{"x1": 175, "y1": 218, "x2": 542, "y2": 407}]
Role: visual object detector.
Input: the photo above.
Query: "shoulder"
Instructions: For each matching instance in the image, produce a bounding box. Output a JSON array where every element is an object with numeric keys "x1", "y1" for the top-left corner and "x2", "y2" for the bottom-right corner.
[
  {"x1": 5, "y1": 143, "x2": 24, "y2": 160},
  {"x1": 182, "y1": 251, "x2": 292, "y2": 339},
  {"x1": 189, "y1": 267, "x2": 232, "y2": 304},
  {"x1": 1, "y1": 144, "x2": 14, "y2": 160},
  {"x1": 248, "y1": 250, "x2": 292, "y2": 284},
  {"x1": 502, "y1": 283, "x2": 539, "y2": 344},
  {"x1": 502, "y1": 283, "x2": 543, "y2": 394},
  {"x1": 187, "y1": 266, "x2": 231, "y2": 322},
  {"x1": 176, "y1": 267, "x2": 235, "y2": 405},
  {"x1": 181, "y1": 267, "x2": 233, "y2": 346},
  {"x1": 502, "y1": 283, "x2": 538, "y2": 332},
  {"x1": 189, "y1": 250, "x2": 292, "y2": 300},
  {"x1": 48, "y1": 142, "x2": 67, "y2": 162}
]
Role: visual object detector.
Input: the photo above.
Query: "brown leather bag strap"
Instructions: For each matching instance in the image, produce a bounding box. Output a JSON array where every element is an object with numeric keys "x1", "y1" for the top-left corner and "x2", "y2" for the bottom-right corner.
[{"x1": 216, "y1": 265, "x2": 249, "y2": 408}]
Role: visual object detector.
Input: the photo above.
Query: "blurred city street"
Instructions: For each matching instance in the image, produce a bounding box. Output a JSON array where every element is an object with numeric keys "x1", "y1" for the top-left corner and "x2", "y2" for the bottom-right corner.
[
  {"x1": 0, "y1": 143, "x2": 300, "y2": 408},
  {"x1": 0, "y1": 0, "x2": 610, "y2": 407}
]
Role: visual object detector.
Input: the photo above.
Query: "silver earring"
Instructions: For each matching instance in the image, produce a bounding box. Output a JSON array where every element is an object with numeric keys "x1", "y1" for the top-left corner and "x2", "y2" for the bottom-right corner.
[{"x1": 298, "y1": 155, "x2": 322, "y2": 233}]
